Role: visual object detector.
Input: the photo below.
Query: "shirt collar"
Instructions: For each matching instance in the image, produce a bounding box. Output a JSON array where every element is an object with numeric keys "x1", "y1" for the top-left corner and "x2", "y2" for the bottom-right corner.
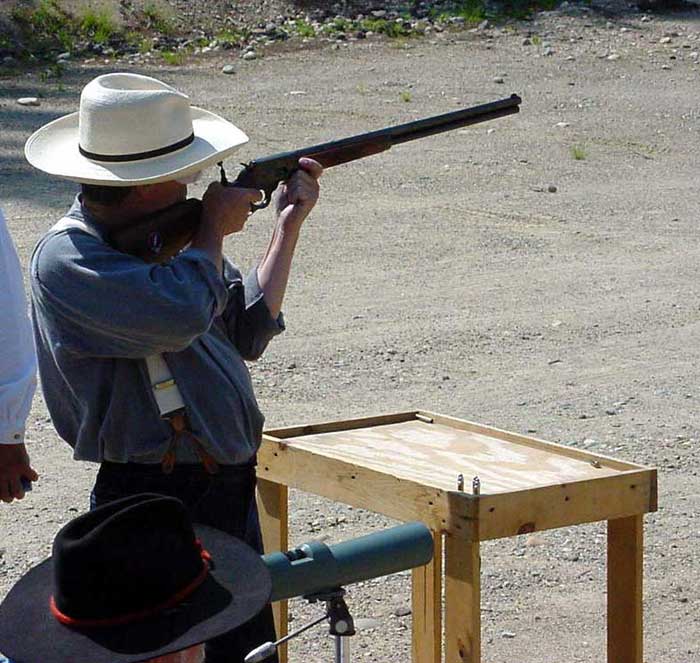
[{"x1": 65, "y1": 194, "x2": 107, "y2": 241}]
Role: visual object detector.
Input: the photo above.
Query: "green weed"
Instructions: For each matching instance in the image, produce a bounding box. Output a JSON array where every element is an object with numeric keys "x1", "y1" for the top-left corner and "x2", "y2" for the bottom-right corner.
[
  {"x1": 11, "y1": 0, "x2": 74, "y2": 54},
  {"x1": 216, "y1": 28, "x2": 249, "y2": 48},
  {"x1": 293, "y1": 19, "x2": 316, "y2": 39},
  {"x1": 137, "y1": 36, "x2": 154, "y2": 53},
  {"x1": 39, "y1": 62, "x2": 64, "y2": 81},
  {"x1": 9, "y1": 0, "x2": 125, "y2": 60},
  {"x1": 80, "y1": 9, "x2": 117, "y2": 45},
  {"x1": 432, "y1": 0, "x2": 487, "y2": 23},
  {"x1": 430, "y1": 0, "x2": 561, "y2": 23},
  {"x1": 143, "y1": 2, "x2": 174, "y2": 35},
  {"x1": 400, "y1": 90, "x2": 412, "y2": 103},
  {"x1": 571, "y1": 145, "x2": 587, "y2": 160},
  {"x1": 322, "y1": 17, "x2": 353, "y2": 36},
  {"x1": 360, "y1": 18, "x2": 413, "y2": 38},
  {"x1": 161, "y1": 50, "x2": 185, "y2": 65}
]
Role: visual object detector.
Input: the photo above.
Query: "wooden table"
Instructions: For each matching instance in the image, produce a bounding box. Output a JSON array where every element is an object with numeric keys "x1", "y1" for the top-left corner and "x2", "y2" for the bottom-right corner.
[{"x1": 255, "y1": 410, "x2": 657, "y2": 663}]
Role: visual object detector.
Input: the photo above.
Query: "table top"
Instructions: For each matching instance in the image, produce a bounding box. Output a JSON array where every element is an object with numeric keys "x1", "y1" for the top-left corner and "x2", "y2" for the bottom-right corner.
[{"x1": 280, "y1": 419, "x2": 633, "y2": 495}]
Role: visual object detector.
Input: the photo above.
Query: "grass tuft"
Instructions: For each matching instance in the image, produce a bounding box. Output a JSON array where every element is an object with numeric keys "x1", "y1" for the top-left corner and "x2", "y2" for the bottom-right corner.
[
  {"x1": 293, "y1": 19, "x2": 316, "y2": 39},
  {"x1": 79, "y1": 8, "x2": 117, "y2": 45},
  {"x1": 142, "y1": 2, "x2": 175, "y2": 36},
  {"x1": 431, "y1": 0, "x2": 562, "y2": 23},
  {"x1": 571, "y1": 145, "x2": 587, "y2": 160},
  {"x1": 432, "y1": 0, "x2": 487, "y2": 23},
  {"x1": 161, "y1": 50, "x2": 185, "y2": 65},
  {"x1": 215, "y1": 28, "x2": 249, "y2": 48}
]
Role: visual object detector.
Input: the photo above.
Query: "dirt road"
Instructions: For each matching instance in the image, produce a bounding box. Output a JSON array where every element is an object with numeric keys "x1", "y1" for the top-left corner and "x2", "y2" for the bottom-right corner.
[{"x1": 1, "y1": 5, "x2": 699, "y2": 661}]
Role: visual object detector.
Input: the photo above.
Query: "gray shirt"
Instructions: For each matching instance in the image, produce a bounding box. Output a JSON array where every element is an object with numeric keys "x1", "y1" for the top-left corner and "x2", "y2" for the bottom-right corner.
[{"x1": 30, "y1": 197, "x2": 284, "y2": 465}]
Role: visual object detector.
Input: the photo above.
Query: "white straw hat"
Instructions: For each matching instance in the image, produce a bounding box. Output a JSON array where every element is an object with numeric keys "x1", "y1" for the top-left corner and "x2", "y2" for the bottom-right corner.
[{"x1": 24, "y1": 73, "x2": 249, "y2": 186}]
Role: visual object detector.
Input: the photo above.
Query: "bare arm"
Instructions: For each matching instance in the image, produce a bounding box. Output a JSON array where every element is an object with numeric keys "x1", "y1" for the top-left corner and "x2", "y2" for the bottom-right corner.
[{"x1": 257, "y1": 158, "x2": 323, "y2": 318}]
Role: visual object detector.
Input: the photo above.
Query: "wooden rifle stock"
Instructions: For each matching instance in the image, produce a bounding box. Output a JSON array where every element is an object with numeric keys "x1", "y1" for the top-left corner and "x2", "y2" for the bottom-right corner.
[{"x1": 110, "y1": 94, "x2": 521, "y2": 263}]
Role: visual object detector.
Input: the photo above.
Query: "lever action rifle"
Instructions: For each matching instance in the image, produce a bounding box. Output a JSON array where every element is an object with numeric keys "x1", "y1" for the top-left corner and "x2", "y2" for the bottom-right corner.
[{"x1": 111, "y1": 94, "x2": 521, "y2": 262}]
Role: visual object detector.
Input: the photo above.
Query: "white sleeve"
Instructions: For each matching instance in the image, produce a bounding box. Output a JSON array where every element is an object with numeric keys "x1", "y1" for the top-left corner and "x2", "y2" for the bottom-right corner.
[{"x1": 0, "y1": 208, "x2": 37, "y2": 445}]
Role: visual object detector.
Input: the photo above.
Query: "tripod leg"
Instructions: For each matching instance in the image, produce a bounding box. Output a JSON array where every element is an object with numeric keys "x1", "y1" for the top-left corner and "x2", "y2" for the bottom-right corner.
[{"x1": 335, "y1": 636, "x2": 351, "y2": 663}]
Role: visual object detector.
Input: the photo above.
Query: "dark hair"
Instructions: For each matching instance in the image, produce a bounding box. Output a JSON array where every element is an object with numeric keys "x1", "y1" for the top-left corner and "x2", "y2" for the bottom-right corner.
[{"x1": 80, "y1": 183, "x2": 135, "y2": 207}]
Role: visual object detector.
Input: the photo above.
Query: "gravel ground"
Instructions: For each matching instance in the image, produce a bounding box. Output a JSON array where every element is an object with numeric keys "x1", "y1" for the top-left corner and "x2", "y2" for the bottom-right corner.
[{"x1": 1, "y1": 2, "x2": 700, "y2": 661}]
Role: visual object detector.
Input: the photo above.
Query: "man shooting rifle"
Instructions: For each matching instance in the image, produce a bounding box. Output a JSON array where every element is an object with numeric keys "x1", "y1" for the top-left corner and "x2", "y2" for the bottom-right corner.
[
  {"x1": 22, "y1": 72, "x2": 518, "y2": 662},
  {"x1": 25, "y1": 72, "x2": 322, "y2": 662}
]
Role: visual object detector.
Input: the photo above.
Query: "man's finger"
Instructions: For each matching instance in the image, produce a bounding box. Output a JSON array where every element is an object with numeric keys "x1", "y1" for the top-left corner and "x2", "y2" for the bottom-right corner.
[
  {"x1": 298, "y1": 157, "x2": 323, "y2": 179},
  {"x1": 0, "y1": 479, "x2": 11, "y2": 503},
  {"x1": 292, "y1": 170, "x2": 319, "y2": 189},
  {"x1": 9, "y1": 475, "x2": 25, "y2": 501}
]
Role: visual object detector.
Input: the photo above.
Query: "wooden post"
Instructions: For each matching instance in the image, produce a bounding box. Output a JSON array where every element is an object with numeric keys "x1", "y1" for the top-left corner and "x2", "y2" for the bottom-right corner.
[
  {"x1": 607, "y1": 515, "x2": 643, "y2": 663},
  {"x1": 445, "y1": 534, "x2": 480, "y2": 663},
  {"x1": 257, "y1": 478, "x2": 289, "y2": 663},
  {"x1": 412, "y1": 530, "x2": 443, "y2": 663}
]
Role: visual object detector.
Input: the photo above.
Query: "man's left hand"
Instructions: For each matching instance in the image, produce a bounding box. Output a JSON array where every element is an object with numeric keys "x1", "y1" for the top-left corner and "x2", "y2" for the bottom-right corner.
[{"x1": 273, "y1": 157, "x2": 323, "y2": 230}]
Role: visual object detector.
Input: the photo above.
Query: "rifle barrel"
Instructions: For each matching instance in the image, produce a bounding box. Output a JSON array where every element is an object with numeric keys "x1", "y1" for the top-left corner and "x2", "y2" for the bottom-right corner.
[
  {"x1": 250, "y1": 94, "x2": 521, "y2": 169},
  {"x1": 389, "y1": 93, "x2": 521, "y2": 144}
]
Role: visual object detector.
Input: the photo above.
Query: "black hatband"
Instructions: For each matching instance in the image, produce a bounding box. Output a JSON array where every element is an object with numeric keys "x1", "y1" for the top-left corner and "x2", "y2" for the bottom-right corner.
[{"x1": 79, "y1": 133, "x2": 195, "y2": 163}]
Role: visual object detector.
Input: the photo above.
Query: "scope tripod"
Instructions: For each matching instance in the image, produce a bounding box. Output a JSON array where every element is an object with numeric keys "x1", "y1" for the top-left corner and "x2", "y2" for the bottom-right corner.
[{"x1": 245, "y1": 588, "x2": 356, "y2": 663}]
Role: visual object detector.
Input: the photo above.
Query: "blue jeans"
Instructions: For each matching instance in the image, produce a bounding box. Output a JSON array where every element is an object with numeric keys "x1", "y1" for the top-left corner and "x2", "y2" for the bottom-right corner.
[{"x1": 91, "y1": 461, "x2": 279, "y2": 663}]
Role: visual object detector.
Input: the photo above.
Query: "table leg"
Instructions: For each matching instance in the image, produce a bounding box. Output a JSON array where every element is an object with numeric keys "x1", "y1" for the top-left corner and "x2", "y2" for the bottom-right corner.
[
  {"x1": 608, "y1": 515, "x2": 643, "y2": 663},
  {"x1": 257, "y1": 478, "x2": 289, "y2": 663},
  {"x1": 445, "y1": 534, "x2": 480, "y2": 663},
  {"x1": 412, "y1": 530, "x2": 443, "y2": 663}
]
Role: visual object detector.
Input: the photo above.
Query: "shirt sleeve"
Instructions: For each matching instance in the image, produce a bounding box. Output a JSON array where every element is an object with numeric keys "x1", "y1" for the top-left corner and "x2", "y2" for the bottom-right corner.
[
  {"x1": 0, "y1": 209, "x2": 37, "y2": 445},
  {"x1": 31, "y1": 229, "x2": 230, "y2": 359},
  {"x1": 220, "y1": 258, "x2": 285, "y2": 360}
]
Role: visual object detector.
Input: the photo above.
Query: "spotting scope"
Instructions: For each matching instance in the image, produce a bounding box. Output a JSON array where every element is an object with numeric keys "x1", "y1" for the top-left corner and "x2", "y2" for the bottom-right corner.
[
  {"x1": 262, "y1": 521, "x2": 433, "y2": 602},
  {"x1": 247, "y1": 522, "x2": 434, "y2": 663}
]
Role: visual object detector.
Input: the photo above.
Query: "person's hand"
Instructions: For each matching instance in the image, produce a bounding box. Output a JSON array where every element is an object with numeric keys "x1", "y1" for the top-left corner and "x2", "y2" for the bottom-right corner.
[
  {"x1": 0, "y1": 443, "x2": 38, "y2": 503},
  {"x1": 201, "y1": 182, "x2": 262, "y2": 236},
  {"x1": 273, "y1": 157, "x2": 323, "y2": 231}
]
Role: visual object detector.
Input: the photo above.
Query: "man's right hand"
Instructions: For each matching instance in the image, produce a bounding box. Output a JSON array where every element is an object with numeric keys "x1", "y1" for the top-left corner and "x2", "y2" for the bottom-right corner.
[
  {"x1": 201, "y1": 182, "x2": 263, "y2": 236},
  {"x1": 0, "y1": 443, "x2": 38, "y2": 503}
]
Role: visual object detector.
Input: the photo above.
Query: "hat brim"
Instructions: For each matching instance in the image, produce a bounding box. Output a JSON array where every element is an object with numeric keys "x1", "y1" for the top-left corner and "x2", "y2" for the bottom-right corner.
[
  {"x1": 24, "y1": 107, "x2": 249, "y2": 186},
  {"x1": 0, "y1": 524, "x2": 271, "y2": 663}
]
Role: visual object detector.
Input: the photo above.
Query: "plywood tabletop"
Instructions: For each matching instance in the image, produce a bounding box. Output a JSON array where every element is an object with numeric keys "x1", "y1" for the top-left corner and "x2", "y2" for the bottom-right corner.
[{"x1": 279, "y1": 419, "x2": 630, "y2": 494}]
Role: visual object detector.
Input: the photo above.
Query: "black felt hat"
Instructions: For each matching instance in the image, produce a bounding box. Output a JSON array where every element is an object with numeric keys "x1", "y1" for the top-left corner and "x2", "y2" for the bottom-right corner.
[{"x1": 0, "y1": 493, "x2": 271, "y2": 663}]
